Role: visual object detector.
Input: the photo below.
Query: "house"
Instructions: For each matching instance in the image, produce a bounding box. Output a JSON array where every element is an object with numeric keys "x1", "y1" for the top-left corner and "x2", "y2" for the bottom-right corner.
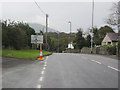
[
  {"x1": 102, "y1": 33, "x2": 120, "y2": 46},
  {"x1": 67, "y1": 42, "x2": 74, "y2": 49}
]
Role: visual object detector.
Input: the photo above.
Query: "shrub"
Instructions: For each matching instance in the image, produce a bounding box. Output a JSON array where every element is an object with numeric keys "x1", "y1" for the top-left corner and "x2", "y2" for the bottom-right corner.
[{"x1": 106, "y1": 45, "x2": 116, "y2": 55}]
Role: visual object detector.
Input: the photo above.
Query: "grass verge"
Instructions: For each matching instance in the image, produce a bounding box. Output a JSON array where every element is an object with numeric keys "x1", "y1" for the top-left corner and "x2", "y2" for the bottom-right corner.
[{"x1": 2, "y1": 49, "x2": 52, "y2": 59}]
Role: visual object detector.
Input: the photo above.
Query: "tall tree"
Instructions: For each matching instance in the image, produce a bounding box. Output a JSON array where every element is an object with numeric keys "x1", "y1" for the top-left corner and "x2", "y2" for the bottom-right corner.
[
  {"x1": 75, "y1": 28, "x2": 86, "y2": 49},
  {"x1": 98, "y1": 25, "x2": 114, "y2": 44}
]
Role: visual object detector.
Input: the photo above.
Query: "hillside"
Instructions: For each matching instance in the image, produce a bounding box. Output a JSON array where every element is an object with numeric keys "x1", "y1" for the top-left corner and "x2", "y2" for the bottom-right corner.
[{"x1": 28, "y1": 23, "x2": 60, "y2": 33}]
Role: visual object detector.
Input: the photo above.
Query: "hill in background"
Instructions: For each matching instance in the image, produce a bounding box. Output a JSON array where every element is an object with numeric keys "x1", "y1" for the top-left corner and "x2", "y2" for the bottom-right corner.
[{"x1": 28, "y1": 23, "x2": 60, "y2": 33}]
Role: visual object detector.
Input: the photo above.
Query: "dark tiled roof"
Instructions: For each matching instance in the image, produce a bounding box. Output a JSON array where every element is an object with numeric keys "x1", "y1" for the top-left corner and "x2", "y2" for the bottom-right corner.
[{"x1": 107, "y1": 33, "x2": 120, "y2": 41}]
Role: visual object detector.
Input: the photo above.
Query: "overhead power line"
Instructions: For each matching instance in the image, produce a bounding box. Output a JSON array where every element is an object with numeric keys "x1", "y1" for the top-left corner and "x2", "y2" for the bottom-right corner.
[{"x1": 33, "y1": 0, "x2": 46, "y2": 15}]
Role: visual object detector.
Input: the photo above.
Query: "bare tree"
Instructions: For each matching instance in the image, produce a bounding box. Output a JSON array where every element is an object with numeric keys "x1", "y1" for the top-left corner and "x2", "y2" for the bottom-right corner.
[{"x1": 106, "y1": 2, "x2": 119, "y2": 26}]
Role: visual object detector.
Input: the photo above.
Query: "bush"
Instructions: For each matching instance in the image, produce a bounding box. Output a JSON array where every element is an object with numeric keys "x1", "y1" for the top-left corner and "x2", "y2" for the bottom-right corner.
[
  {"x1": 118, "y1": 40, "x2": 120, "y2": 48},
  {"x1": 106, "y1": 45, "x2": 116, "y2": 55}
]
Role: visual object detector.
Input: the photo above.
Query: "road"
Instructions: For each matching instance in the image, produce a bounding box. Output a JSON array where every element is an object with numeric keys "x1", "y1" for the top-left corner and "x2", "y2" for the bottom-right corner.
[{"x1": 2, "y1": 53, "x2": 119, "y2": 88}]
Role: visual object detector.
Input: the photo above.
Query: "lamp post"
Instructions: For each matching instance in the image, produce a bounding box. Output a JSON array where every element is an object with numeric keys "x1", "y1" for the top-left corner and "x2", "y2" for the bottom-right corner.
[
  {"x1": 91, "y1": 0, "x2": 94, "y2": 53},
  {"x1": 68, "y1": 21, "x2": 72, "y2": 53}
]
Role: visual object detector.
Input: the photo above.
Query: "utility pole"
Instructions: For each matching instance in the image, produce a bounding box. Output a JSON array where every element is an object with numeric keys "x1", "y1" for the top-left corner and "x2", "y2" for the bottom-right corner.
[
  {"x1": 58, "y1": 32, "x2": 59, "y2": 53},
  {"x1": 40, "y1": 29, "x2": 42, "y2": 51},
  {"x1": 46, "y1": 14, "x2": 48, "y2": 51},
  {"x1": 68, "y1": 21, "x2": 72, "y2": 53},
  {"x1": 91, "y1": 0, "x2": 94, "y2": 53},
  {"x1": 118, "y1": 1, "x2": 120, "y2": 60}
]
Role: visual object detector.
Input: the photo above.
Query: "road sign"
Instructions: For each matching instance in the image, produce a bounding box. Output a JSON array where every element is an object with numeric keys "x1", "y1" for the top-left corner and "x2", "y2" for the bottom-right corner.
[{"x1": 31, "y1": 35, "x2": 43, "y2": 44}]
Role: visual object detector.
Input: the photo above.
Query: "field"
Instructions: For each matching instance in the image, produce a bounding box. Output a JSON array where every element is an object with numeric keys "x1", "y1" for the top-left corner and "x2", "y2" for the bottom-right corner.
[{"x1": 2, "y1": 49, "x2": 52, "y2": 59}]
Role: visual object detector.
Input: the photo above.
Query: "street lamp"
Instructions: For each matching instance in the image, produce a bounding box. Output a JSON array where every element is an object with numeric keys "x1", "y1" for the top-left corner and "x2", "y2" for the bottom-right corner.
[
  {"x1": 68, "y1": 21, "x2": 72, "y2": 53},
  {"x1": 91, "y1": 0, "x2": 94, "y2": 53}
]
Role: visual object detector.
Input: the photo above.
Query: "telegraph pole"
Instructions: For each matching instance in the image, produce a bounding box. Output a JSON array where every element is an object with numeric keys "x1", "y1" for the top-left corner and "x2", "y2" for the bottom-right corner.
[
  {"x1": 46, "y1": 14, "x2": 48, "y2": 51},
  {"x1": 91, "y1": 0, "x2": 94, "y2": 53},
  {"x1": 58, "y1": 32, "x2": 59, "y2": 53},
  {"x1": 118, "y1": 1, "x2": 120, "y2": 60}
]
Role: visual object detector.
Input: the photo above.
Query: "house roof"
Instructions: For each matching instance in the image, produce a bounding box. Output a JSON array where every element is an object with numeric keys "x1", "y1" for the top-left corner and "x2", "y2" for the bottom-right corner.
[{"x1": 107, "y1": 33, "x2": 120, "y2": 41}]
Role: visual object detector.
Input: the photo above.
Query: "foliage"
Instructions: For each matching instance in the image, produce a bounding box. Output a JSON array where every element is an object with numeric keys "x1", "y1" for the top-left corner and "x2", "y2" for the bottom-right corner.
[
  {"x1": 102, "y1": 45, "x2": 117, "y2": 55},
  {"x1": 46, "y1": 32, "x2": 75, "y2": 52},
  {"x1": 106, "y1": 2, "x2": 118, "y2": 26},
  {"x1": 85, "y1": 34, "x2": 91, "y2": 47},
  {"x1": 118, "y1": 40, "x2": 120, "y2": 48},
  {"x1": 75, "y1": 28, "x2": 86, "y2": 49},
  {"x1": 2, "y1": 20, "x2": 35, "y2": 50}
]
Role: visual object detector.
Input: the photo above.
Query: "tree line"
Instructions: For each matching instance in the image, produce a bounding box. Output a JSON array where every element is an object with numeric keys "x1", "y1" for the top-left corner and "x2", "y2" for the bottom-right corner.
[
  {"x1": 74, "y1": 26, "x2": 115, "y2": 50},
  {"x1": 2, "y1": 20, "x2": 35, "y2": 50},
  {"x1": 1, "y1": 20, "x2": 115, "y2": 52}
]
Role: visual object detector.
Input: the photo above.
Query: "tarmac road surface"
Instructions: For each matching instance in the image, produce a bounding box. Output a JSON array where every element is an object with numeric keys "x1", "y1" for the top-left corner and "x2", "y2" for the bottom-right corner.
[{"x1": 2, "y1": 53, "x2": 119, "y2": 88}]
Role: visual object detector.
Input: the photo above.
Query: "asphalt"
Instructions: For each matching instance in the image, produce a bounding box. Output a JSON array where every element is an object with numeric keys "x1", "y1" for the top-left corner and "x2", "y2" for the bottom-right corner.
[
  {"x1": 2, "y1": 53, "x2": 119, "y2": 88},
  {"x1": 2, "y1": 57, "x2": 45, "y2": 88}
]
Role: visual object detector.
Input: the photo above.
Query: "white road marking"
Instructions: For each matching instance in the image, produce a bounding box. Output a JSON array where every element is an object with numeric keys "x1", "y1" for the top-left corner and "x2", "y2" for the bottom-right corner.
[
  {"x1": 91, "y1": 60, "x2": 101, "y2": 64},
  {"x1": 39, "y1": 77, "x2": 43, "y2": 81},
  {"x1": 45, "y1": 61, "x2": 47, "y2": 64},
  {"x1": 41, "y1": 71, "x2": 44, "y2": 75},
  {"x1": 37, "y1": 85, "x2": 41, "y2": 88},
  {"x1": 44, "y1": 64, "x2": 47, "y2": 67},
  {"x1": 107, "y1": 66, "x2": 120, "y2": 72},
  {"x1": 43, "y1": 67, "x2": 46, "y2": 69}
]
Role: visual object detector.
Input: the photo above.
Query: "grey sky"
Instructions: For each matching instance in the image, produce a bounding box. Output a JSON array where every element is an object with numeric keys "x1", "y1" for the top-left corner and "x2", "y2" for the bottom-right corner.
[{"x1": 1, "y1": 2, "x2": 117, "y2": 33}]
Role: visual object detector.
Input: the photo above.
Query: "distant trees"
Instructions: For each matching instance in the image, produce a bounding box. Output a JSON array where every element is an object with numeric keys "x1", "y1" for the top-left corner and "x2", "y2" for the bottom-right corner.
[
  {"x1": 106, "y1": 2, "x2": 118, "y2": 26},
  {"x1": 75, "y1": 28, "x2": 86, "y2": 49},
  {"x1": 84, "y1": 25, "x2": 115, "y2": 48},
  {"x1": 2, "y1": 20, "x2": 35, "y2": 50},
  {"x1": 46, "y1": 32, "x2": 75, "y2": 52}
]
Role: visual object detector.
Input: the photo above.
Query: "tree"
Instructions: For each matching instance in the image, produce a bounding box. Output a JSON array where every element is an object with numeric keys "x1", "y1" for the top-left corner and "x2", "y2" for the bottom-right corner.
[
  {"x1": 2, "y1": 20, "x2": 36, "y2": 49},
  {"x1": 92, "y1": 27, "x2": 101, "y2": 45},
  {"x1": 98, "y1": 25, "x2": 114, "y2": 44},
  {"x1": 106, "y1": 2, "x2": 118, "y2": 26},
  {"x1": 75, "y1": 28, "x2": 86, "y2": 49},
  {"x1": 85, "y1": 34, "x2": 91, "y2": 47}
]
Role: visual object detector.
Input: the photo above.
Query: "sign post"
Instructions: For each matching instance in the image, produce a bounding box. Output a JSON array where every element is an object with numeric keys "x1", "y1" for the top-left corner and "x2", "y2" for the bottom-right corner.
[
  {"x1": 31, "y1": 35, "x2": 43, "y2": 44},
  {"x1": 31, "y1": 35, "x2": 44, "y2": 60}
]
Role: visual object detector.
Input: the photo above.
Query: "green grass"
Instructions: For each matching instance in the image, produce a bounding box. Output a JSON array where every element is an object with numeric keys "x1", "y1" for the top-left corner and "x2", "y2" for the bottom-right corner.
[{"x1": 2, "y1": 49, "x2": 52, "y2": 59}]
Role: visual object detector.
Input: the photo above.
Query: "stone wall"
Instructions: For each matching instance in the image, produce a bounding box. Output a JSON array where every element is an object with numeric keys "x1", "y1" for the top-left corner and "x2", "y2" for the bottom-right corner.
[{"x1": 81, "y1": 47, "x2": 109, "y2": 55}]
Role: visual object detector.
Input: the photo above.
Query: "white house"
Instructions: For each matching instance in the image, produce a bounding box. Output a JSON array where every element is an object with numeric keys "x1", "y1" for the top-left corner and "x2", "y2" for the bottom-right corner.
[
  {"x1": 67, "y1": 42, "x2": 74, "y2": 49},
  {"x1": 102, "y1": 33, "x2": 120, "y2": 46}
]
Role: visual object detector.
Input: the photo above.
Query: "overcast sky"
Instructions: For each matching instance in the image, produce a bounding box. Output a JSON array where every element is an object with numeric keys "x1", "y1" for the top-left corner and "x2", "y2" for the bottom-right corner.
[{"x1": 1, "y1": 1, "x2": 118, "y2": 33}]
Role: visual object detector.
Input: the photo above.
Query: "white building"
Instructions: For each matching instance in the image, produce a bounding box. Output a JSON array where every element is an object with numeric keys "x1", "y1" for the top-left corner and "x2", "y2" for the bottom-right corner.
[
  {"x1": 67, "y1": 42, "x2": 74, "y2": 49},
  {"x1": 102, "y1": 33, "x2": 120, "y2": 46}
]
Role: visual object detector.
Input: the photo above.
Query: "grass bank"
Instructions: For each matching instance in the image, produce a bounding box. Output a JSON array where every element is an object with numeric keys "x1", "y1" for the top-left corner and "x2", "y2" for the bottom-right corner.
[{"x1": 2, "y1": 49, "x2": 52, "y2": 59}]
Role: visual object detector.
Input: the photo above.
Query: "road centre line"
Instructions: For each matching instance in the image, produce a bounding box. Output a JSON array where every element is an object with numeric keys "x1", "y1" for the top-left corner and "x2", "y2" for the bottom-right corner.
[
  {"x1": 44, "y1": 64, "x2": 47, "y2": 67},
  {"x1": 37, "y1": 56, "x2": 48, "y2": 88},
  {"x1": 91, "y1": 60, "x2": 119, "y2": 72},
  {"x1": 91, "y1": 60, "x2": 101, "y2": 64},
  {"x1": 41, "y1": 71, "x2": 44, "y2": 75},
  {"x1": 43, "y1": 67, "x2": 46, "y2": 70},
  {"x1": 45, "y1": 61, "x2": 47, "y2": 64},
  {"x1": 107, "y1": 66, "x2": 120, "y2": 72},
  {"x1": 39, "y1": 77, "x2": 43, "y2": 81}
]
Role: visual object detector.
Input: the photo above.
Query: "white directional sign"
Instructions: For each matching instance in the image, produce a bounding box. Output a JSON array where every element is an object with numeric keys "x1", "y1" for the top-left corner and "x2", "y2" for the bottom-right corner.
[{"x1": 31, "y1": 35, "x2": 43, "y2": 44}]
